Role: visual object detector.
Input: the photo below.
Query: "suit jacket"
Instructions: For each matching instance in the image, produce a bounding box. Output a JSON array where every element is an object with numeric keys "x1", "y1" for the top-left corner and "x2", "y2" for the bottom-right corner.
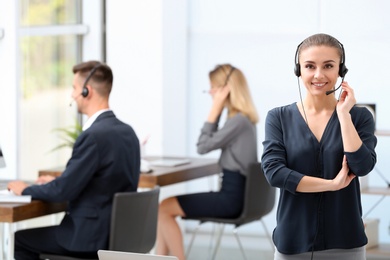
[{"x1": 23, "y1": 111, "x2": 140, "y2": 252}]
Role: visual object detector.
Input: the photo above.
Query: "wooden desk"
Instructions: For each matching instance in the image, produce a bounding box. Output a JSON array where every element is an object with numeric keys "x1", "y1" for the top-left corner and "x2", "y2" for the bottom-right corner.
[
  {"x1": 1, "y1": 157, "x2": 219, "y2": 223},
  {"x1": 0, "y1": 157, "x2": 219, "y2": 259},
  {"x1": 0, "y1": 180, "x2": 67, "y2": 223},
  {"x1": 0, "y1": 199, "x2": 66, "y2": 260},
  {"x1": 1, "y1": 157, "x2": 219, "y2": 222},
  {"x1": 0, "y1": 200, "x2": 67, "y2": 223},
  {"x1": 139, "y1": 157, "x2": 220, "y2": 187},
  {"x1": 39, "y1": 157, "x2": 221, "y2": 188},
  {"x1": 0, "y1": 179, "x2": 67, "y2": 260}
]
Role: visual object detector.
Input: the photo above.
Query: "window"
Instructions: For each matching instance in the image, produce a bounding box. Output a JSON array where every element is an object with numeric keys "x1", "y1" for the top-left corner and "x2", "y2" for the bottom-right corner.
[
  {"x1": 18, "y1": 0, "x2": 83, "y2": 179},
  {"x1": 0, "y1": 0, "x2": 103, "y2": 180},
  {"x1": 20, "y1": 0, "x2": 79, "y2": 26}
]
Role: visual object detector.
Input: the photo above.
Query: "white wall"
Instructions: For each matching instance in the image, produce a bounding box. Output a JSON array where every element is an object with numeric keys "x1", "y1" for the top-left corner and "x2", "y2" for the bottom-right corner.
[
  {"x1": 106, "y1": 0, "x2": 390, "y2": 244},
  {"x1": 106, "y1": 0, "x2": 189, "y2": 201},
  {"x1": 106, "y1": 0, "x2": 188, "y2": 157}
]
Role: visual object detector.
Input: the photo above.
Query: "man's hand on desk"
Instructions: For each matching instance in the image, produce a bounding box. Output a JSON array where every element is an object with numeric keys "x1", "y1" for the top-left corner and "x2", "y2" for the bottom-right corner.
[
  {"x1": 7, "y1": 181, "x2": 28, "y2": 196},
  {"x1": 7, "y1": 175, "x2": 55, "y2": 195},
  {"x1": 36, "y1": 175, "x2": 56, "y2": 185}
]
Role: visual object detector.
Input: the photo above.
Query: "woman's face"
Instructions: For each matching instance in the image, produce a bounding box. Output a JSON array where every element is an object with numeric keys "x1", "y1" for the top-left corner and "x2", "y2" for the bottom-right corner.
[{"x1": 299, "y1": 45, "x2": 340, "y2": 97}]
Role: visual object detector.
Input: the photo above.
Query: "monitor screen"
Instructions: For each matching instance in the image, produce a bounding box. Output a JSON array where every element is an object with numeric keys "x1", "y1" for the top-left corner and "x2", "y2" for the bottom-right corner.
[
  {"x1": 0, "y1": 145, "x2": 5, "y2": 168},
  {"x1": 355, "y1": 103, "x2": 376, "y2": 130}
]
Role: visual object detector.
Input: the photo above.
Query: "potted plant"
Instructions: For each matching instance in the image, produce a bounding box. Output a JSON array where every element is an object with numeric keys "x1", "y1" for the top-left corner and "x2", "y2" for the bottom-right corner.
[{"x1": 50, "y1": 119, "x2": 82, "y2": 152}]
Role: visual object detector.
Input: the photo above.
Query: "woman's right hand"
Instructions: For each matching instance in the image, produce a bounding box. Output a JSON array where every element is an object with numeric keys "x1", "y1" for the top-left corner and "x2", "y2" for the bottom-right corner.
[{"x1": 331, "y1": 155, "x2": 356, "y2": 191}]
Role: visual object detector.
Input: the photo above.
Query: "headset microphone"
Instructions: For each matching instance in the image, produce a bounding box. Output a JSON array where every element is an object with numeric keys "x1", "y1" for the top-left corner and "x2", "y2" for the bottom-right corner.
[
  {"x1": 69, "y1": 93, "x2": 83, "y2": 107},
  {"x1": 325, "y1": 78, "x2": 344, "y2": 95}
]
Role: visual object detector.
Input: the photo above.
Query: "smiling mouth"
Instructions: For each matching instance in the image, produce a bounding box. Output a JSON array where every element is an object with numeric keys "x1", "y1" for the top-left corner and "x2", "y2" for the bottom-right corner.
[{"x1": 312, "y1": 82, "x2": 327, "y2": 87}]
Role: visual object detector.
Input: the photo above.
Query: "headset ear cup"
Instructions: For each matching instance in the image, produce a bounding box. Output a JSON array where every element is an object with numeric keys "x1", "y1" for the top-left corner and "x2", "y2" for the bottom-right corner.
[
  {"x1": 294, "y1": 63, "x2": 301, "y2": 77},
  {"x1": 82, "y1": 86, "x2": 89, "y2": 97},
  {"x1": 339, "y1": 64, "x2": 348, "y2": 78},
  {"x1": 81, "y1": 63, "x2": 102, "y2": 98}
]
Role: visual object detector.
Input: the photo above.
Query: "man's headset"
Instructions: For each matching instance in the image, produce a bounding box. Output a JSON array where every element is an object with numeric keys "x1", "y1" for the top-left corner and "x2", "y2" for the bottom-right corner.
[
  {"x1": 81, "y1": 64, "x2": 102, "y2": 97},
  {"x1": 293, "y1": 40, "x2": 348, "y2": 78}
]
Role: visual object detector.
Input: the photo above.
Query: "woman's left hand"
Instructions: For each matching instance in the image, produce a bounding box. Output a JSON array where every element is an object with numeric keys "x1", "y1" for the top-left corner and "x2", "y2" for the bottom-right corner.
[
  {"x1": 213, "y1": 85, "x2": 231, "y2": 106},
  {"x1": 336, "y1": 81, "x2": 356, "y2": 114},
  {"x1": 331, "y1": 155, "x2": 356, "y2": 191}
]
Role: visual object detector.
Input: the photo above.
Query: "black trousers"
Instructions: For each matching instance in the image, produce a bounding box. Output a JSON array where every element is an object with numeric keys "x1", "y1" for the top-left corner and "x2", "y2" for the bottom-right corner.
[{"x1": 14, "y1": 226, "x2": 97, "y2": 260}]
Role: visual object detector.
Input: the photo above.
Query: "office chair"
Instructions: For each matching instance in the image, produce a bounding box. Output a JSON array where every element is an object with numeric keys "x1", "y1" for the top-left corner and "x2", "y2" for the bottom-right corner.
[
  {"x1": 184, "y1": 162, "x2": 275, "y2": 260},
  {"x1": 40, "y1": 186, "x2": 160, "y2": 260}
]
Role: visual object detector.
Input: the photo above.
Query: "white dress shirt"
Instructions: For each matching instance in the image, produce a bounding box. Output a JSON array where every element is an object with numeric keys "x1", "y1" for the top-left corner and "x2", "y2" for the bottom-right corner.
[{"x1": 82, "y1": 109, "x2": 111, "y2": 131}]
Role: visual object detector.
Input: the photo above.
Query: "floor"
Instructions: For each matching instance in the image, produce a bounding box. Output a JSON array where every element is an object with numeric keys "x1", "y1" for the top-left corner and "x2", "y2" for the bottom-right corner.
[
  {"x1": 183, "y1": 230, "x2": 273, "y2": 260},
  {"x1": 183, "y1": 232, "x2": 388, "y2": 260}
]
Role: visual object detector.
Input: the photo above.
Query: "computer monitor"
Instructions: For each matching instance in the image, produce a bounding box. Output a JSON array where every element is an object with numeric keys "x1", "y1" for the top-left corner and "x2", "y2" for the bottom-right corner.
[
  {"x1": 0, "y1": 145, "x2": 5, "y2": 168},
  {"x1": 355, "y1": 103, "x2": 376, "y2": 130}
]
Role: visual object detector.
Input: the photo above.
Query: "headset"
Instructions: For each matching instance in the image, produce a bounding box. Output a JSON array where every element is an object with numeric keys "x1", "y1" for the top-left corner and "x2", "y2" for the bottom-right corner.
[
  {"x1": 82, "y1": 64, "x2": 102, "y2": 97},
  {"x1": 217, "y1": 65, "x2": 236, "y2": 86},
  {"x1": 294, "y1": 40, "x2": 348, "y2": 78}
]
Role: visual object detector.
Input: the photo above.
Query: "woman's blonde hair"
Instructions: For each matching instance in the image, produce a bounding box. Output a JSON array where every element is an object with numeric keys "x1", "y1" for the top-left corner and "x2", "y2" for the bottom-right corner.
[{"x1": 209, "y1": 64, "x2": 259, "y2": 124}]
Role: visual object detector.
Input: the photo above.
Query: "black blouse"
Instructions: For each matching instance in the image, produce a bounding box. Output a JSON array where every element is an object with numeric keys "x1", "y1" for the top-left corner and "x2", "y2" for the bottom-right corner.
[{"x1": 261, "y1": 103, "x2": 377, "y2": 254}]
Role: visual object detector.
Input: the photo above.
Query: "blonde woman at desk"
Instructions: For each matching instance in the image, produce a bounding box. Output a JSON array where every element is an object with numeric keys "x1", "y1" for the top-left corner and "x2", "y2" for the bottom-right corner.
[{"x1": 156, "y1": 64, "x2": 259, "y2": 260}]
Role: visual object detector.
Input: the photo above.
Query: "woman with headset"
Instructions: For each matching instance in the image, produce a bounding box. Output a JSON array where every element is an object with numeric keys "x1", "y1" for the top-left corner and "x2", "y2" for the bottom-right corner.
[
  {"x1": 261, "y1": 33, "x2": 377, "y2": 259},
  {"x1": 156, "y1": 64, "x2": 259, "y2": 260}
]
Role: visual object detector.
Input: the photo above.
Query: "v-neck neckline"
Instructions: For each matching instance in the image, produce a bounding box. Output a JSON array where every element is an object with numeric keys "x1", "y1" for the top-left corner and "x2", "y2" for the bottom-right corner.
[{"x1": 294, "y1": 102, "x2": 337, "y2": 144}]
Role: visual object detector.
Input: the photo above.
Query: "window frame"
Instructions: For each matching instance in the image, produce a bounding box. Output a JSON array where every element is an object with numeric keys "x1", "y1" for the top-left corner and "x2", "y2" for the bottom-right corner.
[{"x1": 0, "y1": 0, "x2": 105, "y2": 179}]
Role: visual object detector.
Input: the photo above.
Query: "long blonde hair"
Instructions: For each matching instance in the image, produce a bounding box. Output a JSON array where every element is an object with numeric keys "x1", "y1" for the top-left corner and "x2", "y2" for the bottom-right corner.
[{"x1": 209, "y1": 64, "x2": 259, "y2": 124}]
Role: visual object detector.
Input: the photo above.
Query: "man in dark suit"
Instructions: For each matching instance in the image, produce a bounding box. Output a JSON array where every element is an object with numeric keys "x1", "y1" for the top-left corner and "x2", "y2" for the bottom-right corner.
[{"x1": 8, "y1": 60, "x2": 140, "y2": 259}]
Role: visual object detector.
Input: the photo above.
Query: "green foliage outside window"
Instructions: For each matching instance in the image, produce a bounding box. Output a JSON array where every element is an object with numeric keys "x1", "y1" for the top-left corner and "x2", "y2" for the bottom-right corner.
[
  {"x1": 50, "y1": 118, "x2": 82, "y2": 152},
  {"x1": 19, "y1": 0, "x2": 79, "y2": 99}
]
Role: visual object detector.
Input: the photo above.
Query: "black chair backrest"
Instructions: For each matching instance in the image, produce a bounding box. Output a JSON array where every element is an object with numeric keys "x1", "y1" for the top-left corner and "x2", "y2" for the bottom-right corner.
[
  {"x1": 109, "y1": 186, "x2": 160, "y2": 253},
  {"x1": 235, "y1": 162, "x2": 275, "y2": 227}
]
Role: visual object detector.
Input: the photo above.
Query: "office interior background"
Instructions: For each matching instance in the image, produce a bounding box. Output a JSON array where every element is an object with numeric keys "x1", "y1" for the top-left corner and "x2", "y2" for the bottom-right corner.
[{"x1": 1, "y1": 0, "x2": 390, "y2": 250}]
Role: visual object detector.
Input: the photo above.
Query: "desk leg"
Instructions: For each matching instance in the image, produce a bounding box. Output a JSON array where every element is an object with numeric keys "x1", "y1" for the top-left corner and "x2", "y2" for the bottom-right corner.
[
  {"x1": 0, "y1": 223, "x2": 3, "y2": 260},
  {"x1": 0, "y1": 223, "x2": 12, "y2": 260},
  {"x1": 8, "y1": 223, "x2": 15, "y2": 260},
  {"x1": 0, "y1": 223, "x2": 13, "y2": 260}
]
